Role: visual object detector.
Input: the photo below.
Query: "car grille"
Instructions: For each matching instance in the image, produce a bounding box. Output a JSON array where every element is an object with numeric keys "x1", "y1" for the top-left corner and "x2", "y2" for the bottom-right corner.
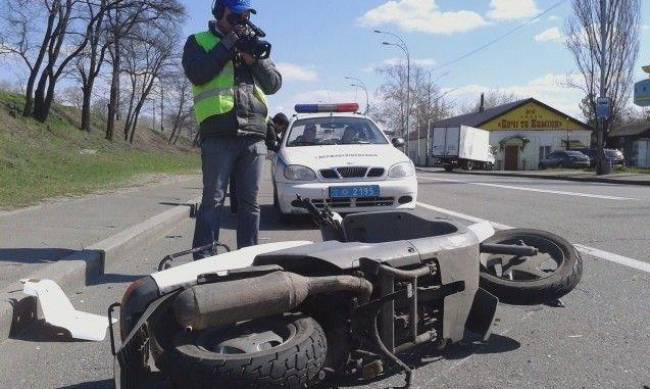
[
  {"x1": 320, "y1": 169, "x2": 338, "y2": 179},
  {"x1": 337, "y1": 167, "x2": 368, "y2": 178},
  {"x1": 320, "y1": 167, "x2": 386, "y2": 180},
  {"x1": 367, "y1": 168, "x2": 385, "y2": 177},
  {"x1": 311, "y1": 197, "x2": 395, "y2": 208}
]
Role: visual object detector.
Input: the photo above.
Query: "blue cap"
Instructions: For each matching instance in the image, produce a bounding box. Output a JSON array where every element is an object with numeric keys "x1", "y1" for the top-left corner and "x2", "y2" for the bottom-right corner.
[{"x1": 221, "y1": 0, "x2": 255, "y2": 14}]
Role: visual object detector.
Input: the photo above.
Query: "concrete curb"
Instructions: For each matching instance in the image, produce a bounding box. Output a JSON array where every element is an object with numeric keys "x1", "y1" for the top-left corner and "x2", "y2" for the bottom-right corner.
[
  {"x1": 416, "y1": 168, "x2": 650, "y2": 186},
  {"x1": 0, "y1": 196, "x2": 201, "y2": 343}
]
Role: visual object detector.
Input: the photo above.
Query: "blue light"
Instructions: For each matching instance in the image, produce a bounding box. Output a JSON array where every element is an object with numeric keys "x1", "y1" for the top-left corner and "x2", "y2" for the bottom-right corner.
[{"x1": 294, "y1": 104, "x2": 320, "y2": 113}]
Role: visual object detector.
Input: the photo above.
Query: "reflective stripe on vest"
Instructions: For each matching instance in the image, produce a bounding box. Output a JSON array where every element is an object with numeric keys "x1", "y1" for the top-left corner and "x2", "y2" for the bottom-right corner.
[{"x1": 192, "y1": 32, "x2": 235, "y2": 124}]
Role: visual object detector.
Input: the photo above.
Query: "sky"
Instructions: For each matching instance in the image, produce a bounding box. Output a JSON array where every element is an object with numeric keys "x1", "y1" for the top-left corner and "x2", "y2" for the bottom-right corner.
[{"x1": 179, "y1": 0, "x2": 650, "y2": 119}]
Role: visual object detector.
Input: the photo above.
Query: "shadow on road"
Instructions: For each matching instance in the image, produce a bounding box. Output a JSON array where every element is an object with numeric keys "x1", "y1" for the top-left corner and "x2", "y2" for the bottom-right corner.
[
  {"x1": 0, "y1": 248, "x2": 76, "y2": 264},
  {"x1": 10, "y1": 320, "x2": 81, "y2": 343},
  {"x1": 401, "y1": 333, "x2": 521, "y2": 368},
  {"x1": 217, "y1": 204, "x2": 317, "y2": 232},
  {"x1": 57, "y1": 379, "x2": 114, "y2": 389}
]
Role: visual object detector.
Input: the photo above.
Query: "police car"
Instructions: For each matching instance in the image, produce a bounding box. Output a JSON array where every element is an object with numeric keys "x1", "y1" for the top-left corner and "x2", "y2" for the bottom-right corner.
[{"x1": 272, "y1": 103, "x2": 418, "y2": 217}]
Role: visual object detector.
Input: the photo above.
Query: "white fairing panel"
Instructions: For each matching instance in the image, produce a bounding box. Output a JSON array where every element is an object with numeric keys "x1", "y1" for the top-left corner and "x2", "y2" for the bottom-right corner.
[
  {"x1": 152, "y1": 241, "x2": 314, "y2": 294},
  {"x1": 21, "y1": 279, "x2": 116, "y2": 342},
  {"x1": 467, "y1": 221, "x2": 496, "y2": 243}
]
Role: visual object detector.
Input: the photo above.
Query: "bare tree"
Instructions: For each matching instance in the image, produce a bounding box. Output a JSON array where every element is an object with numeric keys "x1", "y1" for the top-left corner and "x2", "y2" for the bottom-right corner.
[
  {"x1": 375, "y1": 63, "x2": 408, "y2": 137},
  {"x1": 459, "y1": 89, "x2": 521, "y2": 114},
  {"x1": 566, "y1": 0, "x2": 641, "y2": 172},
  {"x1": 164, "y1": 70, "x2": 193, "y2": 144},
  {"x1": 121, "y1": 23, "x2": 178, "y2": 143},
  {"x1": 104, "y1": 0, "x2": 184, "y2": 140},
  {"x1": 74, "y1": 0, "x2": 113, "y2": 131},
  {"x1": 374, "y1": 63, "x2": 450, "y2": 138},
  {"x1": 0, "y1": 0, "x2": 58, "y2": 117}
]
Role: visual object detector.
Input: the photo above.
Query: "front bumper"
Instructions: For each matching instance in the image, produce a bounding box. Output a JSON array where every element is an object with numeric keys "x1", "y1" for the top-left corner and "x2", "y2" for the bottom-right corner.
[{"x1": 276, "y1": 178, "x2": 418, "y2": 214}]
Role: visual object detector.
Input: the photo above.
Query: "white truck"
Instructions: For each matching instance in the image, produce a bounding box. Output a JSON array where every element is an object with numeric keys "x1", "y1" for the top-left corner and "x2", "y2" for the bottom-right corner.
[{"x1": 431, "y1": 125, "x2": 495, "y2": 172}]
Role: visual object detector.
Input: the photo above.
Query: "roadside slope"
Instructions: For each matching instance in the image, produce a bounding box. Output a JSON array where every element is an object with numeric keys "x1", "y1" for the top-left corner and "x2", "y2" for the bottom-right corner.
[{"x1": 0, "y1": 90, "x2": 200, "y2": 209}]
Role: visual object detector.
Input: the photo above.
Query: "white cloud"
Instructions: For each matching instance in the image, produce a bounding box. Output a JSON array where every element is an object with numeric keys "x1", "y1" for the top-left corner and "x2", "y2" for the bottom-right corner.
[
  {"x1": 534, "y1": 27, "x2": 565, "y2": 43},
  {"x1": 642, "y1": 24, "x2": 650, "y2": 31},
  {"x1": 358, "y1": 0, "x2": 487, "y2": 35},
  {"x1": 447, "y1": 73, "x2": 585, "y2": 118},
  {"x1": 487, "y1": 0, "x2": 540, "y2": 21},
  {"x1": 548, "y1": 15, "x2": 561, "y2": 22},
  {"x1": 276, "y1": 63, "x2": 319, "y2": 82}
]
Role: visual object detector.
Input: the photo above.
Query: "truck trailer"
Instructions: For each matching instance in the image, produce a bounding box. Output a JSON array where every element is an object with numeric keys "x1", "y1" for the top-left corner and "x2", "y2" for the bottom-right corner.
[{"x1": 431, "y1": 125, "x2": 495, "y2": 172}]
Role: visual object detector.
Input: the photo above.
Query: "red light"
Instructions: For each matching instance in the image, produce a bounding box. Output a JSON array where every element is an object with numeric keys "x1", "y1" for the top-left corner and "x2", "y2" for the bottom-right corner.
[{"x1": 336, "y1": 103, "x2": 359, "y2": 112}]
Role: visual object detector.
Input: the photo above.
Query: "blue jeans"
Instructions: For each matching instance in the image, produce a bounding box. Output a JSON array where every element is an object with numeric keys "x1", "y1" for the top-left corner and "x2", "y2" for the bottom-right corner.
[{"x1": 193, "y1": 136, "x2": 266, "y2": 256}]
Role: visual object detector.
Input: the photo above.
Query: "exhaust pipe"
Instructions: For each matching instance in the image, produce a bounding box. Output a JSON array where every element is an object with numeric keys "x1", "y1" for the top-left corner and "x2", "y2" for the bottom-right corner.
[{"x1": 173, "y1": 272, "x2": 372, "y2": 331}]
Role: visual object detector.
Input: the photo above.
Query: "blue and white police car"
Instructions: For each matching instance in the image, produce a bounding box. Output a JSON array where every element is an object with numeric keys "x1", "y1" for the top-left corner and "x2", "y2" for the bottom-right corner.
[{"x1": 272, "y1": 103, "x2": 418, "y2": 217}]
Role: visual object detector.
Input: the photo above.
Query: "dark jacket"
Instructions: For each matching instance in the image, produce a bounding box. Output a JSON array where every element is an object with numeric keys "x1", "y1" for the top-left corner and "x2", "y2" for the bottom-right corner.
[{"x1": 182, "y1": 21, "x2": 282, "y2": 139}]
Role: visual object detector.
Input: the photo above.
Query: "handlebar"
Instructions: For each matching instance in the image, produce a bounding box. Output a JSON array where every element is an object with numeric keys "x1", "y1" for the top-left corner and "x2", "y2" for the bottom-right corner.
[{"x1": 295, "y1": 195, "x2": 347, "y2": 242}]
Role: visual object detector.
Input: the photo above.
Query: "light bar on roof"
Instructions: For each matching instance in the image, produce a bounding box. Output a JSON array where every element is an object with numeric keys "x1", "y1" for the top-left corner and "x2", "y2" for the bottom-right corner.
[{"x1": 295, "y1": 103, "x2": 360, "y2": 114}]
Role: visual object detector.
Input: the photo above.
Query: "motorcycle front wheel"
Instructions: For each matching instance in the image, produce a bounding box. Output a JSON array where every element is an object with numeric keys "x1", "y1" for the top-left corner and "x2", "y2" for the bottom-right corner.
[{"x1": 479, "y1": 229, "x2": 583, "y2": 305}]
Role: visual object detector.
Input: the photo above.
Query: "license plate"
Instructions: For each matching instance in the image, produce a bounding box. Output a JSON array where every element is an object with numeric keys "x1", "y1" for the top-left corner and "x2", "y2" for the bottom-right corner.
[{"x1": 329, "y1": 185, "x2": 380, "y2": 199}]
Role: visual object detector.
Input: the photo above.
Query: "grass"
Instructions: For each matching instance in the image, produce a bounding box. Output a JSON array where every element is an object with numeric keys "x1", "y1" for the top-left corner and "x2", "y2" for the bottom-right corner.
[{"x1": 0, "y1": 90, "x2": 200, "y2": 209}]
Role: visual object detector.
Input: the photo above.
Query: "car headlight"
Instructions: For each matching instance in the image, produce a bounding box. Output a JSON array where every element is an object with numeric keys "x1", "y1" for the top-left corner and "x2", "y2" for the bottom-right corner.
[
  {"x1": 389, "y1": 162, "x2": 415, "y2": 178},
  {"x1": 284, "y1": 165, "x2": 317, "y2": 181}
]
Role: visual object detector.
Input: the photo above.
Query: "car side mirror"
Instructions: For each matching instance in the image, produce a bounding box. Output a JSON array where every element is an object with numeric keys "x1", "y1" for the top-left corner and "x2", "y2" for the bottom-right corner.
[{"x1": 392, "y1": 137, "x2": 405, "y2": 148}]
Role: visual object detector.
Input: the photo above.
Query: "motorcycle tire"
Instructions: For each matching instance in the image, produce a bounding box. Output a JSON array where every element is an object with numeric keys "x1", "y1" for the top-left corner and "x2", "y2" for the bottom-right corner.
[
  {"x1": 479, "y1": 229, "x2": 583, "y2": 305},
  {"x1": 166, "y1": 315, "x2": 327, "y2": 389}
]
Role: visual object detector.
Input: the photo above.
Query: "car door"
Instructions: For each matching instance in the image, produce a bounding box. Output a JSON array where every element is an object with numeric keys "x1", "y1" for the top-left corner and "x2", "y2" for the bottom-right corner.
[{"x1": 544, "y1": 152, "x2": 560, "y2": 168}]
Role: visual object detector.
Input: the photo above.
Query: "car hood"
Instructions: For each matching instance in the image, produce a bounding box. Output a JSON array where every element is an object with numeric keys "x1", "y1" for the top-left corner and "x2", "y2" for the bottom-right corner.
[{"x1": 279, "y1": 144, "x2": 408, "y2": 170}]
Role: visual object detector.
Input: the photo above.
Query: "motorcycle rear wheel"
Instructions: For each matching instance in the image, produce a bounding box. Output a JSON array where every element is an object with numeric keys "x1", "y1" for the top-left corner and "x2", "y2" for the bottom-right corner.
[
  {"x1": 166, "y1": 315, "x2": 327, "y2": 389},
  {"x1": 479, "y1": 229, "x2": 583, "y2": 305}
]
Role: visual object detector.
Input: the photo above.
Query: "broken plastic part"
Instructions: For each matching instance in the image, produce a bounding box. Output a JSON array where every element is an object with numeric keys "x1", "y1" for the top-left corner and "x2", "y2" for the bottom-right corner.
[{"x1": 21, "y1": 279, "x2": 116, "y2": 342}]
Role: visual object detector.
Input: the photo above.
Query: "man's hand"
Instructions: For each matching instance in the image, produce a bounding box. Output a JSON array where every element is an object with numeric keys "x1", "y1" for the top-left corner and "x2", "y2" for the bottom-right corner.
[{"x1": 240, "y1": 52, "x2": 256, "y2": 65}]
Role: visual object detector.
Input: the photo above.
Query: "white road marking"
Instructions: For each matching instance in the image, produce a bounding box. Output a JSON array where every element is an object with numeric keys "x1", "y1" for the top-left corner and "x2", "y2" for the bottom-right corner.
[
  {"x1": 416, "y1": 201, "x2": 650, "y2": 274},
  {"x1": 419, "y1": 177, "x2": 637, "y2": 201},
  {"x1": 417, "y1": 202, "x2": 513, "y2": 230},
  {"x1": 573, "y1": 244, "x2": 650, "y2": 273}
]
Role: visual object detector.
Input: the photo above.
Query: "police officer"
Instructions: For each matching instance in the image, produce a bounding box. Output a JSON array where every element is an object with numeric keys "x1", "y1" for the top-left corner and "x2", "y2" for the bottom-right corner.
[{"x1": 183, "y1": 0, "x2": 282, "y2": 256}]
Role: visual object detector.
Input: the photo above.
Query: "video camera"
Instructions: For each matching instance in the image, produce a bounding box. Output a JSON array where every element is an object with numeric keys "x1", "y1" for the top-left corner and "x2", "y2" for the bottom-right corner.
[{"x1": 228, "y1": 13, "x2": 272, "y2": 60}]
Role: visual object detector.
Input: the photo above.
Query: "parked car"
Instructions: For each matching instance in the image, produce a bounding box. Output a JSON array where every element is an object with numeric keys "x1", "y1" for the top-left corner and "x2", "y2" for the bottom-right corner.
[
  {"x1": 539, "y1": 150, "x2": 591, "y2": 169},
  {"x1": 572, "y1": 148, "x2": 625, "y2": 167}
]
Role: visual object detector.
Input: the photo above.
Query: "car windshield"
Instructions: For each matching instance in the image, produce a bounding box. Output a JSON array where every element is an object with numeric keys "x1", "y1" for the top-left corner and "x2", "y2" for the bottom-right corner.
[
  {"x1": 605, "y1": 150, "x2": 621, "y2": 157},
  {"x1": 286, "y1": 117, "x2": 388, "y2": 147}
]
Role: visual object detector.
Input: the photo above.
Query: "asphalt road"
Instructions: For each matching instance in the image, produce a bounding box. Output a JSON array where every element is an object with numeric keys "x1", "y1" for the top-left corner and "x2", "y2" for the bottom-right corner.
[{"x1": 1, "y1": 167, "x2": 649, "y2": 389}]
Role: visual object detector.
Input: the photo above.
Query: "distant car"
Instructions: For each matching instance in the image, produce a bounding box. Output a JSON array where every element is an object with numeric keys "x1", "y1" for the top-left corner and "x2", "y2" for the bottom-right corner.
[
  {"x1": 538, "y1": 150, "x2": 591, "y2": 169},
  {"x1": 572, "y1": 148, "x2": 625, "y2": 167}
]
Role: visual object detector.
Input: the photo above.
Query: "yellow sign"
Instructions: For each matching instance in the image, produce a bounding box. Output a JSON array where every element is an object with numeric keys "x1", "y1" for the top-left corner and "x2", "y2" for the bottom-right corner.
[{"x1": 481, "y1": 102, "x2": 588, "y2": 132}]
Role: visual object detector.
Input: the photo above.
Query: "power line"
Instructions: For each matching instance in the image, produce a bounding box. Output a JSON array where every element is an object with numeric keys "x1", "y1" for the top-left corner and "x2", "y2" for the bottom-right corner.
[{"x1": 431, "y1": 0, "x2": 568, "y2": 73}]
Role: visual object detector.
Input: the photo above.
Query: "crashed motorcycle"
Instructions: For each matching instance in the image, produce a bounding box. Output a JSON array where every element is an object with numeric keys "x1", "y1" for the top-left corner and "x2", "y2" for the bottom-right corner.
[{"x1": 110, "y1": 198, "x2": 582, "y2": 389}]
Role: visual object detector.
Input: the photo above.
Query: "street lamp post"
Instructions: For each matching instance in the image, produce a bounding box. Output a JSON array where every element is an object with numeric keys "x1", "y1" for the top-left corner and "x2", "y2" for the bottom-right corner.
[
  {"x1": 375, "y1": 30, "x2": 411, "y2": 158},
  {"x1": 345, "y1": 76, "x2": 369, "y2": 115}
]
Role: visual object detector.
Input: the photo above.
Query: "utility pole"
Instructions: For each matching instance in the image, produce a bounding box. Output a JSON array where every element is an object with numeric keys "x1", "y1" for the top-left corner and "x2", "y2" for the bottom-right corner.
[
  {"x1": 375, "y1": 30, "x2": 411, "y2": 158},
  {"x1": 598, "y1": 0, "x2": 611, "y2": 174}
]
